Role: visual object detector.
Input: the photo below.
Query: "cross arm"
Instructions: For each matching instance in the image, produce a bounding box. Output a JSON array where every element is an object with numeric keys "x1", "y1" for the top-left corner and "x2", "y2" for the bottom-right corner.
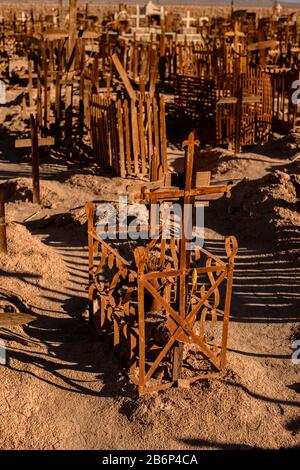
[{"x1": 136, "y1": 182, "x2": 232, "y2": 203}]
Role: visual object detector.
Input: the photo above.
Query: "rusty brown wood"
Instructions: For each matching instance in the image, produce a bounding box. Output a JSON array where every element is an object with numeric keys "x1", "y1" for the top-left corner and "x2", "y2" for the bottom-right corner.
[
  {"x1": 130, "y1": 99, "x2": 140, "y2": 175},
  {"x1": 0, "y1": 191, "x2": 7, "y2": 254},
  {"x1": 124, "y1": 99, "x2": 131, "y2": 176},
  {"x1": 30, "y1": 114, "x2": 41, "y2": 205},
  {"x1": 67, "y1": 0, "x2": 78, "y2": 68},
  {"x1": 220, "y1": 236, "x2": 238, "y2": 370},
  {"x1": 117, "y1": 99, "x2": 126, "y2": 178},
  {"x1": 137, "y1": 248, "x2": 146, "y2": 395},
  {"x1": 112, "y1": 53, "x2": 136, "y2": 101},
  {"x1": 85, "y1": 202, "x2": 96, "y2": 323},
  {"x1": 138, "y1": 98, "x2": 146, "y2": 175}
]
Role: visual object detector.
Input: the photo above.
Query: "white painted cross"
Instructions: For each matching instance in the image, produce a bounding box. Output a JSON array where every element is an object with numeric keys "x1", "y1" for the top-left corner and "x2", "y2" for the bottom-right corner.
[
  {"x1": 131, "y1": 5, "x2": 146, "y2": 29},
  {"x1": 182, "y1": 11, "x2": 195, "y2": 29},
  {"x1": 53, "y1": 8, "x2": 59, "y2": 27}
]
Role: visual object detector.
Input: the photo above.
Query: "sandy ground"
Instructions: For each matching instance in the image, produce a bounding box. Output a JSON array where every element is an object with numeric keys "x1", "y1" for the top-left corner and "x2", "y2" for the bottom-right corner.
[{"x1": 0, "y1": 82, "x2": 299, "y2": 450}]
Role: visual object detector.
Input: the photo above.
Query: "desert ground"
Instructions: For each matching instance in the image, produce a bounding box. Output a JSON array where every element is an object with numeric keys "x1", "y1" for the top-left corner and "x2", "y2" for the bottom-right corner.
[{"x1": 0, "y1": 70, "x2": 299, "y2": 450}]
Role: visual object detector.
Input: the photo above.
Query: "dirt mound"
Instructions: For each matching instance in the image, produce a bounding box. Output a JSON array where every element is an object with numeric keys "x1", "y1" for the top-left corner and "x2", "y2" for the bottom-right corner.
[
  {"x1": 197, "y1": 148, "x2": 283, "y2": 182},
  {"x1": 54, "y1": 206, "x2": 87, "y2": 227},
  {"x1": 0, "y1": 222, "x2": 66, "y2": 305},
  {"x1": 264, "y1": 132, "x2": 300, "y2": 153},
  {"x1": 228, "y1": 171, "x2": 300, "y2": 247},
  {"x1": 0, "y1": 178, "x2": 60, "y2": 209},
  {"x1": 66, "y1": 174, "x2": 128, "y2": 198},
  {"x1": 117, "y1": 372, "x2": 293, "y2": 449}
]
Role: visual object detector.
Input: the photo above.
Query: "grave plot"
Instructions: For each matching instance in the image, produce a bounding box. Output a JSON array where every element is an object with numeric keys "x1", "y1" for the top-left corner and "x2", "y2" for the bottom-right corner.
[{"x1": 86, "y1": 133, "x2": 237, "y2": 394}]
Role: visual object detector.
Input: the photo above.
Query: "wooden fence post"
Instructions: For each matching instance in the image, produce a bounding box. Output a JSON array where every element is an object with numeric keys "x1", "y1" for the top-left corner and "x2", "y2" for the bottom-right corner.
[
  {"x1": 30, "y1": 114, "x2": 41, "y2": 204},
  {"x1": 0, "y1": 191, "x2": 7, "y2": 254}
]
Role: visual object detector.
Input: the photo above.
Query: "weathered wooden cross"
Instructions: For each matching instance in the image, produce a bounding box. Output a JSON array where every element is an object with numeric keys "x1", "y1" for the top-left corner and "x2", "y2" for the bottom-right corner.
[
  {"x1": 182, "y1": 11, "x2": 196, "y2": 30},
  {"x1": 15, "y1": 115, "x2": 55, "y2": 204},
  {"x1": 135, "y1": 131, "x2": 232, "y2": 380}
]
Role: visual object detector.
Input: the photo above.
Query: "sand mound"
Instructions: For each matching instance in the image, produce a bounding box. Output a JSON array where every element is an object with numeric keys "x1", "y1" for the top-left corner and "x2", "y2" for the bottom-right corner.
[
  {"x1": 66, "y1": 174, "x2": 128, "y2": 197},
  {"x1": 229, "y1": 171, "x2": 300, "y2": 246},
  {"x1": 261, "y1": 132, "x2": 300, "y2": 154},
  {"x1": 0, "y1": 178, "x2": 61, "y2": 209},
  {"x1": 54, "y1": 206, "x2": 87, "y2": 227},
  {"x1": 0, "y1": 223, "x2": 66, "y2": 305},
  {"x1": 117, "y1": 373, "x2": 291, "y2": 449}
]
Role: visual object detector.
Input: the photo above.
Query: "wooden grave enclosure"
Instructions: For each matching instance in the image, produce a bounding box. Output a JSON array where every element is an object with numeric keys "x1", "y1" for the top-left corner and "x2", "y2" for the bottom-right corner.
[
  {"x1": 86, "y1": 132, "x2": 238, "y2": 395},
  {"x1": 172, "y1": 67, "x2": 273, "y2": 151},
  {"x1": 89, "y1": 92, "x2": 167, "y2": 180},
  {"x1": 216, "y1": 67, "x2": 273, "y2": 151}
]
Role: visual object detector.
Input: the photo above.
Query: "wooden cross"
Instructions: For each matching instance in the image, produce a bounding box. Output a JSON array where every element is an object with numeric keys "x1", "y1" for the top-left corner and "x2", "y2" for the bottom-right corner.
[
  {"x1": 137, "y1": 133, "x2": 232, "y2": 205},
  {"x1": 182, "y1": 11, "x2": 195, "y2": 30},
  {"x1": 137, "y1": 131, "x2": 232, "y2": 286},
  {"x1": 15, "y1": 115, "x2": 55, "y2": 204},
  {"x1": 135, "y1": 131, "x2": 232, "y2": 288},
  {"x1": 15, "y1": 136, "x2": 55, "y2": 149},
  {"x1": 130, "y1": 5, "x2": 146, "y2": 29},
  {"x1": 135, "y1": 131, "x2": 232, "y2": 379},
  {"x1": 225, "y1": 20, "x2": 245, "y2": 56}
]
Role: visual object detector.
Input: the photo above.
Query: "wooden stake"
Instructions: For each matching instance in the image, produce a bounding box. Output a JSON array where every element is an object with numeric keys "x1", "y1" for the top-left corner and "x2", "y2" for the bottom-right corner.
[
  {"x1": 67, "y1": 0, "x2": 77, "y2": 69},
  {"x1": 0, "y1": 191, "x2": 7, "y2": 254},
  {"x1": 30, "y1": 114, "x2": 41, "y2": 204}
]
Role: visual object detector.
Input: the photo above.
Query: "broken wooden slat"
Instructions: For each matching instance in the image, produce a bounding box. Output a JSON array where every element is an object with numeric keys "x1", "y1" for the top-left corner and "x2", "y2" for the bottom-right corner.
[
  {"x1": 15, "y1": 137, "x2": 55, "y2": 148},
  {"x1": 112, "y1": 53, "x2": 136, "y2": 101},
  {"x1": 247, "y1": 40, "x2": 279, "y2": 52}
]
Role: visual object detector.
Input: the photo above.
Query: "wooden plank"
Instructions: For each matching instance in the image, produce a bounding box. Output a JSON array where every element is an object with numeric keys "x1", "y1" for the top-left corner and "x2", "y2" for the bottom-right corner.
[
  {"x1": 28, "y1": 58, "x2": 34, "y2": 109},
  {"x1": 30, "y1": 114, "x2": 40, "y2": 205},
  {"x1": 67, "y1": 0, "x2": 77, "y2": 62},
  {"x1": 152, "y1": 97, "x2": 160, "y2": 181},
  {"x1": 37, "y1": 63, "x2": 42, "y2": 129},
  {"x1": 124, "y1": 99, "x2": 132, "y2": 176},
  {"x1": 15, "y1": 137, "x2": 55, "y2": 148},
  {"x1": 138, "y1": 98, "x2": 146, "y2": 175},
  {"x1": 112, "y1": 53, "x2": 136, "y2": 101},
  {"x1": 159, "y1": 95, "x2": 168, "y2": 174},
  {"x1": 0, "y1": 311, "x2": 37, "y2": 327},
  {"x1": 217, "y1": 97, "x2": 238, "y2": 105},
  {"x1": 0, "y1": 191, "x2": 7, "y2": 254},
  {"x1": 137, "y1": 250, "x2": 146, "y2": 395},
  {"x1": 247, "y1": 40, "x2": 279, "y2": 52},
  {"x1": 196, "y1": 171, "x2": 211, "y2": 187},
  {"x1": 55, "y1": 71, "x2": 62, "y2": 143},
  {"x1": 42, "y1": 32, "x2": 68, "y2": 41},
  {"x1": 65, "y1": 83, "x2": 73, "y2": 145},
  {"x1": 131, "y1": 99, "x2": 140, "y2": 175}
]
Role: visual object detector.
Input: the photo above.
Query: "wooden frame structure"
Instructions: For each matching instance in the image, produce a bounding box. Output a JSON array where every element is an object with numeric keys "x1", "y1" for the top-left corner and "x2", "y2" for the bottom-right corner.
[{"x1": 85, "y1": 132, "x2": 238, "y2": 395}]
